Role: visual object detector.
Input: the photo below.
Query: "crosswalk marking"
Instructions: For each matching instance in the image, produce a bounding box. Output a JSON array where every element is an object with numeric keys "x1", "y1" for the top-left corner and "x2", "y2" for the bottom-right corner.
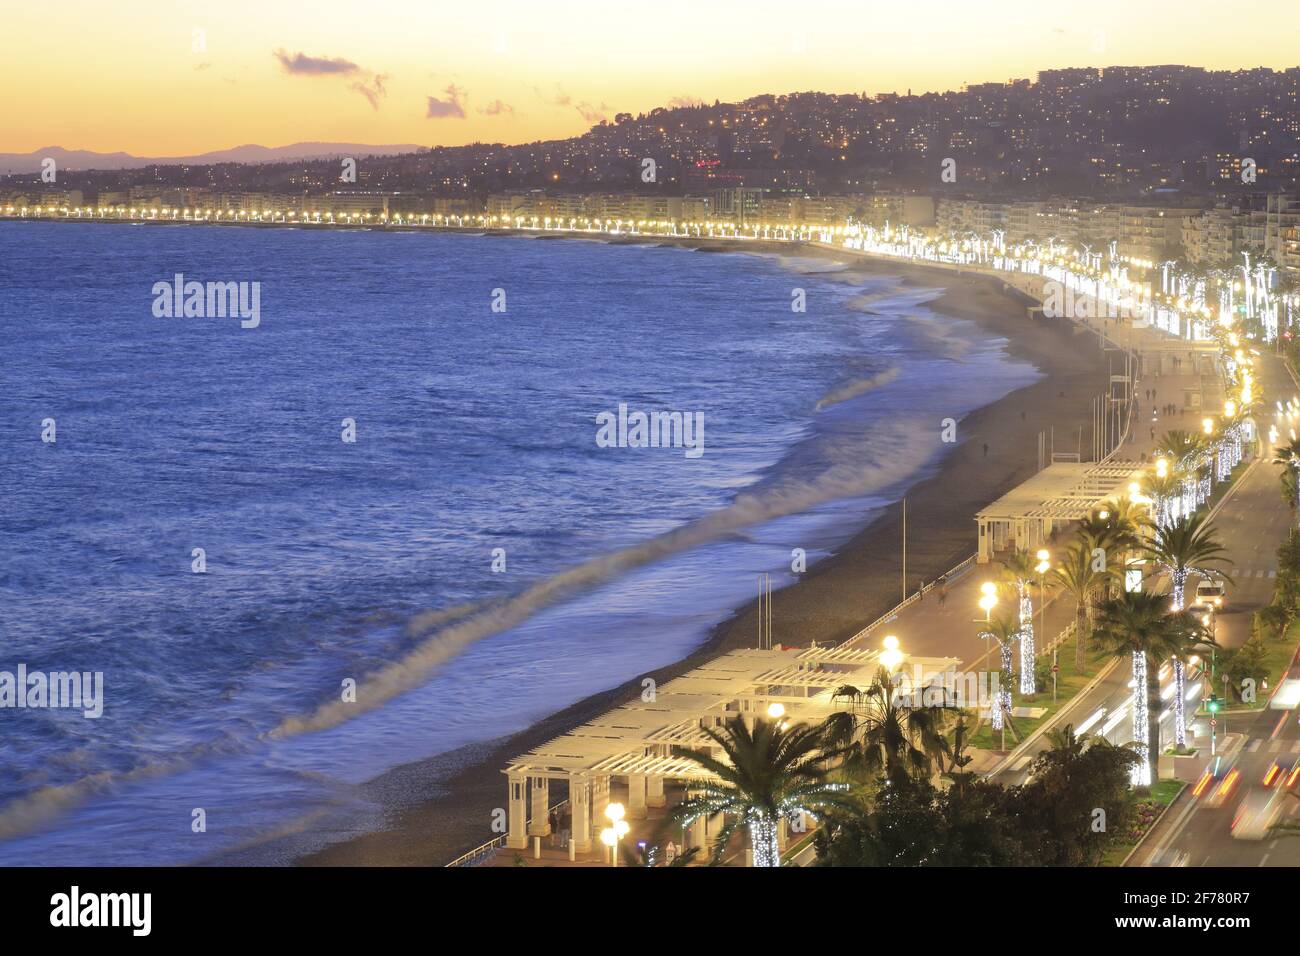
[
  {"x1": 1292, "y1": 740, "x2": 1300, "y2": 754},
  {"x1": 1270, "y1": 570, "x2": 1278, "y2": 578},
  {"x1": 1271, "y1": 740, "x2": 1285, "y2": 754},
  {"x1": 1249, "y1": 739, "x2": 1263, "y2": 752}
]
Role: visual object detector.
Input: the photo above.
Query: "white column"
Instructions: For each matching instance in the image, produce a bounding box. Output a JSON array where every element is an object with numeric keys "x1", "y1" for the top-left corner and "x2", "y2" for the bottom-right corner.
[
  {"x1": 689, "y1": 810, "x2": 707, "y2": 850},
  {"x1": 592, "y1": 776, "x2": 610, "y2": 838},
  {"x1": 571, "y1": 777, "x2": 591, "y2": 854},
  {"x1": 646, "y1": 775, "x2": 665, "y2": 809},
  {"x1": 528, "y1": 776, "x2": 550, "y2": 837},
  {"x1": 506, "y1": 773, "x2": 528, "y2": 849},
  {"x1": 627, "y1": 774, "x2": 647, "y2": 819}
]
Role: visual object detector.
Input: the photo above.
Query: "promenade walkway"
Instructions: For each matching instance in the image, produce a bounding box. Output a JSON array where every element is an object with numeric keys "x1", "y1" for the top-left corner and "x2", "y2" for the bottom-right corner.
[{"x1": 469, "y1": 248, "x2": 1238, "y2": 867}]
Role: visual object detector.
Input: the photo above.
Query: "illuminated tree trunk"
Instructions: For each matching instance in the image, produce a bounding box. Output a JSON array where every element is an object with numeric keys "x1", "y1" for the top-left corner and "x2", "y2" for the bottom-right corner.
[
  {"x1": 1131, "y1": 650, "x2": 1152, "y2": 786},
  {"x1": 749, "y1": 814, "x2": 780, "y2": 868},
  {"x1": 1170, "y1": 566, "x2": 1189, "y2": 748},
  {"x1": 1173, "y1": 659, "x2": 1187, "y2": 748},
  {"x1": 1018, "y1": 583, "x2": 1036, "y2": 694},
  {"x1": 992, "y1": 638, "x2": 1013, "y2": 731}
]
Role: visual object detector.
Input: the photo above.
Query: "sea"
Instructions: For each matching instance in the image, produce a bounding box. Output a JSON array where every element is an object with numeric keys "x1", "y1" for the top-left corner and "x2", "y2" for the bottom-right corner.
[{"x1": 0, "y1": 222, "x2": 1040, "y2": 863}]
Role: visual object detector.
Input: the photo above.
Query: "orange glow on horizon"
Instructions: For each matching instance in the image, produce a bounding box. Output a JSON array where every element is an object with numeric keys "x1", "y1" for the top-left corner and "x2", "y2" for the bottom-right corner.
[{"x1": 1, "y1": 0, "x2": 1295, "y2": 156}]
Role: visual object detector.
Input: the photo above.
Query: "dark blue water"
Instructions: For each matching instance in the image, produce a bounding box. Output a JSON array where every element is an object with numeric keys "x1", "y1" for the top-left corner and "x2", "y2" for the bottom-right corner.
[{"x1": 0, "y1": 223, "x2": 1038, "y2": 863}]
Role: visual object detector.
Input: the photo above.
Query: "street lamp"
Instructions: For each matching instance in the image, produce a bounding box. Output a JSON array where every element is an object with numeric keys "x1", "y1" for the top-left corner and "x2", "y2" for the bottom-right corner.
[
  {"x1": 766, "y1": 702, "x2": 785, "y2": 720},
  {"x1": 978, "y1": 582, "x2": 998, "y2": 621},
  {"x1": 880, "y1": 634, "x2": 904, "y2": 672},
  {"x1": 600, "y1": 803, "x2": 629, "y2": 867}
]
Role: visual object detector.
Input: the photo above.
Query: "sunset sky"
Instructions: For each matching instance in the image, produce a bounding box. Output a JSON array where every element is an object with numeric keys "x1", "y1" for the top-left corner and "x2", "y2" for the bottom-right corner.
[{"x1": 3, "y1": 0, "x2": 1294, "y2": 156}]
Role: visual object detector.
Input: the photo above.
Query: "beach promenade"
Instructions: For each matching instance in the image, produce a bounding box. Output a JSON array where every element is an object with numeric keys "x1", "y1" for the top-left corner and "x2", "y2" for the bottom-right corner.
[{"x1": 461, "y1": 244, "x2": 1251, "y2": 867}]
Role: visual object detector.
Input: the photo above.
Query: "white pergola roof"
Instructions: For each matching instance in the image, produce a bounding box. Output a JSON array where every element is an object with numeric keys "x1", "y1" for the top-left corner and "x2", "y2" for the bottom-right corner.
[
  {"x1": 976, "y1": 462, "x2": 1144, "y2": 523},
  {"x1": 505, "y1": 647, "x2": 959, "y2": 780}
]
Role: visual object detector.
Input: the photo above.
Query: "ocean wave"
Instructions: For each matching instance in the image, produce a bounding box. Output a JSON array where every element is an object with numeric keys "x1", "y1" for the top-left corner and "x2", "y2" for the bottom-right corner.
[
  {"x1": 814, "y1": 366, "x2": 902, "y2": 411},
  {"x1": 267, "y1": 418, "x2": 938, "y2": 739}
]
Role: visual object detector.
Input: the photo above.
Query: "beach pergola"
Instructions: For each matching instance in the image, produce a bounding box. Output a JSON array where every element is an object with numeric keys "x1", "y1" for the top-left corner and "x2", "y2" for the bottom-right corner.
[
  {"x1": 975, "y1": 461, "x2": 1145, "y2": 562},
  {"x1": 502, "y1": 646, "x2": 958, "y2": 854}
]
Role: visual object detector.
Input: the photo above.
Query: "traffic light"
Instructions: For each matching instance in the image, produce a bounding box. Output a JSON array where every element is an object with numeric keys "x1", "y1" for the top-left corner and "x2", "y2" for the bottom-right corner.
[{"x1": 1205, "y1": 694, "x2": 1221, "y2": 714}]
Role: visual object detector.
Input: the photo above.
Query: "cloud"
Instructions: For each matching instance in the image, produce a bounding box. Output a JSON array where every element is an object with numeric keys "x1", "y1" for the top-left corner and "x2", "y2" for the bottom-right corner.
[
  {"x1": 426, "y1": 84, "x2": 467, "y2": 119},
  {"x1": 575, "y1": 101, "x2": 609, "y2": 123},
  {"x1": 667, "y1": 95, "x2": 704, "y2": 109},
  {"x1": 273, "y1": 49, "x2": 361, "y2": 76},
  {"x1": 478, "y1": 99, "x2": 514, "y2": 116},
  {"x1": 533, "y1": 83, "x2": 571, "y2": 107},
  {"x1": 194, "y1": 61, "x2": 212, "y2": 72},
  {"x1": 352, "y1": 73, "x2": 389, "y2": 110}
]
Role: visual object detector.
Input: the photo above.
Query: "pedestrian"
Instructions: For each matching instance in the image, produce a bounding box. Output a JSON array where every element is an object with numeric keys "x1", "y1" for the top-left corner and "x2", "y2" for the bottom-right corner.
[
  {"x1": 548, "y1": 808, "x2": 560, "y2": 848},
  {"x1": 938, "y1": 576, "x2": 949, "y2": 605},
  {"x1": 983, "y1": 442, "x2": 989, "y2": 458},
  {"x1": 559, "y1": 808, "x2": 571, "y2": 850},
  {"x1": 665, "y1": 841, "x2": 678, "y2": 865},
  {"x1": 917, "y1": 579, "x2": 925, "y2": 601}
]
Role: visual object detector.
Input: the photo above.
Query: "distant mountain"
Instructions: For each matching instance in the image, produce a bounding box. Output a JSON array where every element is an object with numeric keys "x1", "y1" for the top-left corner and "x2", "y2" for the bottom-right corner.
[{"x1": 0, "y1": 142, "x2": 427, "y2": 174}]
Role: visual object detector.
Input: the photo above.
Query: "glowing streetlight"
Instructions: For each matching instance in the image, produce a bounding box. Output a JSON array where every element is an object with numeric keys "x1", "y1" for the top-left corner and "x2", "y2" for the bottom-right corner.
[
  {"x1": 1203, "y1": 417, "x2": 1215, "y2": 436},
  {"x1": 978, "y1": 581, "x2": 998, "y2": 621},
  {"x1": 600, "y1": 803, "x2": 630, "y2": 867},
  {"x1": 766, "y1": 702, "x2": 786, "y2": 720},
  {"x1": 1155, "y1": 457, "x2": 1168, "y2": 478},
  {"x1": 879, "y1": 634, "x2": 904, "y2": 672}
]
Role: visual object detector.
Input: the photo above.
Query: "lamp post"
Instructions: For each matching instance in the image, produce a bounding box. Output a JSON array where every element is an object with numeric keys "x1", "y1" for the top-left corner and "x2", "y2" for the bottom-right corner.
[
  {"x1": 880, "y1": 634, "x2": 904, "y2": 673},
  {"x1": 600, "y1": 803, "x2": 629, "y2": 867}
]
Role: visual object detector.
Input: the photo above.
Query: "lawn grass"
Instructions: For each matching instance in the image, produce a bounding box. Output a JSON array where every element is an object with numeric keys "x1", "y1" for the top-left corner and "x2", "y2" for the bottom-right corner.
[
  {"x1": 1221, "y1": 618, "x2": 1300, "y2": 713},
  {"x1": 1099, "y1": 779, "x2": 1185, "y2": 867},
  {"x1": 1204, "y1": 459, "x2": 1251, "y2": 513},
  {"x1": 967, "y1": 635, "x2": 1112, "y2": 753}
]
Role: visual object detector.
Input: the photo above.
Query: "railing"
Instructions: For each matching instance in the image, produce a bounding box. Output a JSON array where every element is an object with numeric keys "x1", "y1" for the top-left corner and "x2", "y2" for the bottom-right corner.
[
  {"x1": 839, "y1": 553, "x2": 977, "y2": 647},
  {"x1": 444, "y1": 797, "x2": 571, "y2": 867},
  {"x1": 445, "y1": 835, "x2": 506, "y2": 868}
]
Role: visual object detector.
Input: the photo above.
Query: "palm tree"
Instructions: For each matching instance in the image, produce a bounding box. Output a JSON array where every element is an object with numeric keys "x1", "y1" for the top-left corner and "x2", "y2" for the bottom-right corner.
[
  {"x1": 1145, "y1": 512, "x2": 1234, "y2": 611},
  {"x1": 1144, "y1": 513, "x2": 1233, "y2": 748},
  {"x1": 1144, "y1": 469, "x2": 1186, "y2": 529},
  {"x1": 999, "y1": 549, "x2": 1039, "y2": 694},
  {"x1": 1158, "y1": 429, "x2": 1210, "y2": 511},
  {"x1": 1051, "y1": 539, "x2": 1108, "y2": 671},
  {"x1": 821, "y1": 667, "x2": 950, "y2": 784},
  {"x1": 981, "y1": 614, "x2": 1020, "y2": 744},
  {"x1": 1092, "y1": 591, "x2": 1211, "y2": 785},
  {"x1": 669, "y1": 715, "x2": 854, "y2": 867},
  {"x1": 1078, "y1": 498, "x2": 1149, "y2": 601},
  {"x1": 1274, "y1": 437, "x2": 1300, "y2": 519}
]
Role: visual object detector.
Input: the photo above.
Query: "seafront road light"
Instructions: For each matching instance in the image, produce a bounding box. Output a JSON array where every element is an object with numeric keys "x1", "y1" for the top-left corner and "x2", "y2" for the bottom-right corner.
[
  {"x1": 601, "y1": 803, "x2": 629, "y2": 867},
  {"x1": 766, "y1": 702, "x2": 785, "y2": 720},
  {"x1": 978, "y1": 582, "x2": 998, "y2": 622},
  {"x1": 1203, "y1": 418, "x2": 1215, "y2": 436},
  {"x1": 880, "y1": 635, "x2": 904, "y2": 673}
]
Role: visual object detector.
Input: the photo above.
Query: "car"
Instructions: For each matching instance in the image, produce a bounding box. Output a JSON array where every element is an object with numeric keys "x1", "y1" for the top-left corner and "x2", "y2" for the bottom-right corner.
[
  {"x1": 1263, "y1": 756, "x2": 1300, "y2": 790},
  {"x1": 1230, "y1": 787, "x2": 1285, "y2": 840},
  {"x1": 1194, "y1": 757, "x2": 1240, "y2": 808},
  {"x1": 1193, "y1": 577, "x2": 1226, "y2": 611}
]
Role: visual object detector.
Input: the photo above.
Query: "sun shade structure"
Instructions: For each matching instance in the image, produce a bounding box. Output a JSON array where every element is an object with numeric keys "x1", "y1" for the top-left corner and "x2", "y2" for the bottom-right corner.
[
  {"x1": 501, "y1": 646, "x2": 958, "y2": 853},
  {"x1": 976, "y1": 462, "x2": 1146, "y2": 562}
]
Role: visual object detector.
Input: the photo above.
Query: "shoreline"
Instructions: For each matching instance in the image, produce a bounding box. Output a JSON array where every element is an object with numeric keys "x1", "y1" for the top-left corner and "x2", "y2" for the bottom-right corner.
[{"x1": 286, "y1": 242, "x2": 1111, "y2": 868}]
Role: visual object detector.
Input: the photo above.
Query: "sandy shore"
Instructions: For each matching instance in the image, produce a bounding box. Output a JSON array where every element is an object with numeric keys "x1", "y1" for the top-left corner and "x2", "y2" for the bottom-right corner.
[{"x1": 293, "y1": 242, "x2": 1110, "y2": 867}]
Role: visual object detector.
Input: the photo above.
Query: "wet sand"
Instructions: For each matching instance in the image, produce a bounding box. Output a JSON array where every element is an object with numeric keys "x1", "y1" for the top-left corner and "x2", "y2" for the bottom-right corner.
[{"x1": 295, "y1": 244, "x2": 1110, "y2": 867}]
